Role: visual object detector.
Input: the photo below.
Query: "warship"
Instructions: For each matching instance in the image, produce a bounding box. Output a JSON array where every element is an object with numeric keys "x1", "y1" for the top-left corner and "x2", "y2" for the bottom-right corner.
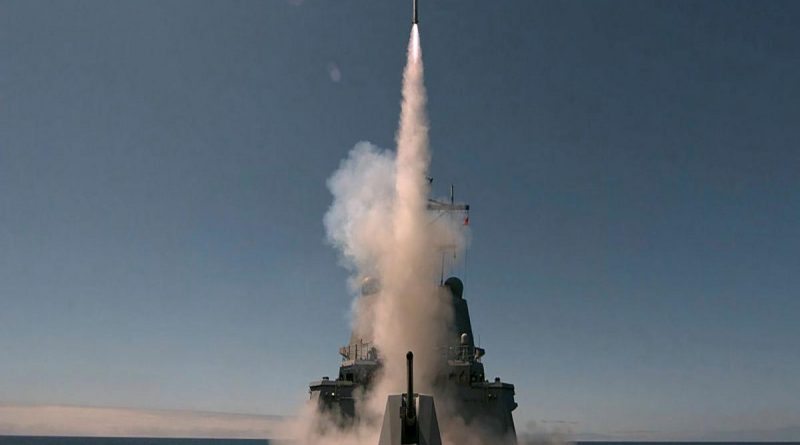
[{"x1": 309, "y1": 194, "x2": 518, "y2": 442}]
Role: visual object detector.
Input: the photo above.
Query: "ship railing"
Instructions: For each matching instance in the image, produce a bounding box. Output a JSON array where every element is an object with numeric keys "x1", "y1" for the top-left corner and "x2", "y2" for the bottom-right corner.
[{"x1": 441, "y1": 345, "x2": 485, "y2": 363}]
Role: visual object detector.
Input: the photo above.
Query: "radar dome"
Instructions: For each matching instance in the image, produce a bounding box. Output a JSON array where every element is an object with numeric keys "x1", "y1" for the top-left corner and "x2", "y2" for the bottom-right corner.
[
  {"x1": 444, "y1": 277, "x2": 464, "y2": 298},
  {"x1": 361, "y1": 276, "x2": 380, "y2": 296}
]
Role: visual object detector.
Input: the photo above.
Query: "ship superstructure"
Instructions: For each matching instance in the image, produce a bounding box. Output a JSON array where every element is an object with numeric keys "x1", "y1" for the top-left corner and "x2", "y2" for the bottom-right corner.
[{"x1": 309, "y1": 275, "x2": 518, "y2": 440}]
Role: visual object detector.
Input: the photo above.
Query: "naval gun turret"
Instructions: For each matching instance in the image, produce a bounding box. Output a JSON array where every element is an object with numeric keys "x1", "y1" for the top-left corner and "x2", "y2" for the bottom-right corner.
[
  {"x1": 378, "y1": 351, "x2": 442, "y2": 445},
  {"x1": 309, "y1": 276, "x2": 518, "y2": 442}
]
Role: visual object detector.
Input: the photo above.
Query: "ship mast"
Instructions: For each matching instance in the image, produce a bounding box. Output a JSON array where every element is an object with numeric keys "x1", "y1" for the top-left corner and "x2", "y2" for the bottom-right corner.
[{"x1": 426, "y1": 182, "x2": 470, "y2": 285}]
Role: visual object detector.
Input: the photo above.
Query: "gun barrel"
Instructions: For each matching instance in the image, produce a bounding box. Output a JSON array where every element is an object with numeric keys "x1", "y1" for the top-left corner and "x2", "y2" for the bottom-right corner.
[{"x1": 406, "y1": 351, "x2": 416, "y2": 421}]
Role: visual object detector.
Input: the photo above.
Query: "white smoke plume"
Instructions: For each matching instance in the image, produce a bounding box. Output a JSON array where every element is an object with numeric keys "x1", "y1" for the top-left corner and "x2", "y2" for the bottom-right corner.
[
  {"x1": 284, "y1": 25, "x2": 470, "y2": 444},
  {"x1": 367, "y1": 23, "x2": 457, "y2": 407},
  {"x1": 285, "y1": 26, "x2": 577, "y2": 445},
  {"x1": 325, "y1": 25, "x2": 464, "y2": 404}
]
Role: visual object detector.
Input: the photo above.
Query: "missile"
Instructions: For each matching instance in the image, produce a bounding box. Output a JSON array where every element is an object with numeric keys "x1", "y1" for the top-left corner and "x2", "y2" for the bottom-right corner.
[{"x1": 413, "y1": 0, "x2": 419, "y2": 24}]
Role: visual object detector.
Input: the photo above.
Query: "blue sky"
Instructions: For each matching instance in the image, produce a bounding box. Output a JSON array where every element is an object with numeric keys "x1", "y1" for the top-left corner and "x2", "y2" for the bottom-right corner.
[{"x1": 1, "y1": 0, "x2": 799, "y2": 439}]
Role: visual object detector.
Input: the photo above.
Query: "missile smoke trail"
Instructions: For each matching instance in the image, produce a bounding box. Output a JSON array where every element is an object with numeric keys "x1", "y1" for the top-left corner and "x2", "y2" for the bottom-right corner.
[
  {"x1": 280, "y1": 25, "x2": 467, "y2": 445},
  {"x1": 324, "y1": 25, "x2": 459, "y2": 405},
  {"x1": 369, "y1": 22, "x2": 454, "y2": 410}
]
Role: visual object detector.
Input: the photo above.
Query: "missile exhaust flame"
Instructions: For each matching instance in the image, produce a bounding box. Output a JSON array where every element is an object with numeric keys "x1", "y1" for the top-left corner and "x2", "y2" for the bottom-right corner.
[{"x1": 411, "y1": 24, "x2": 421, "y2": 62}]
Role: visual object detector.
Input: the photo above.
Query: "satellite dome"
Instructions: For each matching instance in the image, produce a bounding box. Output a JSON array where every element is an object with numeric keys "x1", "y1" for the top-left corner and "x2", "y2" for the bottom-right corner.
[{"x1": 444, "y1": 276, "x2": 464, "y2": 298}]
